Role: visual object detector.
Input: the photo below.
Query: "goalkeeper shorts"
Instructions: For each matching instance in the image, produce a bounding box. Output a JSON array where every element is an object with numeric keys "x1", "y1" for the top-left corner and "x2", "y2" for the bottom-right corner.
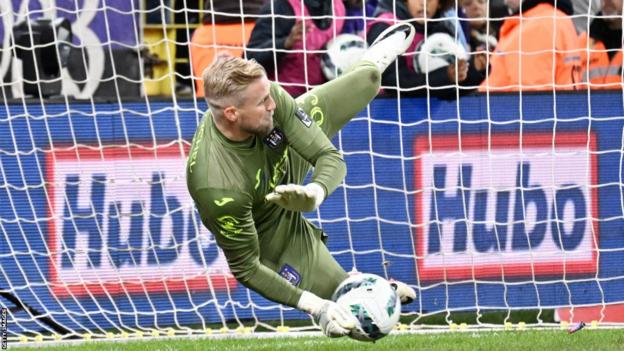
[{"x1": 276, "y1": 226, "x2": 348, "y2": 300}]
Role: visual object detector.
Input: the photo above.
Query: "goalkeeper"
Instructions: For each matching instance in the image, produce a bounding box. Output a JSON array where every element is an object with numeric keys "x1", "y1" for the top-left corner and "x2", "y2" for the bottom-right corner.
[{"x1": 186, "y1": 23, "x2": 417, "y2": 338}]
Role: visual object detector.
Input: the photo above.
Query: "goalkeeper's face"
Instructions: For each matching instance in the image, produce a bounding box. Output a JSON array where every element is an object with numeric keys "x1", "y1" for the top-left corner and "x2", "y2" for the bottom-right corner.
[
  {"x1": 236, "y1": 76, "x2": 276, "y2": 137},
  {"x1": 407, "y1": 0, "x2": 439, "y2": 24}
]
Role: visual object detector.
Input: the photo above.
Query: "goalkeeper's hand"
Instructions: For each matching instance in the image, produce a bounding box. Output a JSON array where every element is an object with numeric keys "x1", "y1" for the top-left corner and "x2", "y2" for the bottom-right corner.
[
  {"x1": 389, "y1": 279, "x2": 417, "y2": 305},
  {"x1": 297, "y1": 291, "x2": 359, "y2": 337},
  {"x1": 317, "y1": 301, "x2": 359, "y2": 338},
  {"x1": 265, "y1": 183, "x2": 325, "y2": 212}
]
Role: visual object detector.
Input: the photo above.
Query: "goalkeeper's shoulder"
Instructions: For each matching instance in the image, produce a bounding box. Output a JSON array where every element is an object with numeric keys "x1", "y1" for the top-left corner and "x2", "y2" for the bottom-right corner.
[{"x1": 187, "y1": 143, "x2": 252, "y2": 195}]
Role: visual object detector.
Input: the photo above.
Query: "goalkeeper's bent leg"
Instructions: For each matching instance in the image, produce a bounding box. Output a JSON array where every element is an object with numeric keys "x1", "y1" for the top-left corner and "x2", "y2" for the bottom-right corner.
[
  {"x1": 295, "y1": 61, "x2": 381, "y2": 139},
  {"x1": 294, "y1": 23, "x2": 415, "y2": 139},
  {"x1": 288, "y1": 61, "x2": 382, "y2": 184}
]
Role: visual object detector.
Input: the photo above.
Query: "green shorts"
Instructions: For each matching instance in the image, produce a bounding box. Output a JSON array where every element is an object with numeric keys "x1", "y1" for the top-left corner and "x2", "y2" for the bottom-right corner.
[{"x1": 276, "y1": 226, "x2": 348, "y2": 299}]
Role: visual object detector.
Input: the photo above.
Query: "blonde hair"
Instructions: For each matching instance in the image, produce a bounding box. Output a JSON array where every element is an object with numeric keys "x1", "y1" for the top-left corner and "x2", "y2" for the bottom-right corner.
[{"x1": 202, "y1": 56, "x2": 266, "y2": 109}]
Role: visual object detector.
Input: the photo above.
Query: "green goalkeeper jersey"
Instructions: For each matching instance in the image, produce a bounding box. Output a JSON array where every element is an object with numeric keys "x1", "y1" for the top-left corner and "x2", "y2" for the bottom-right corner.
[{"x1": 186, "y1": 82, "x2": 346, "y2": 307}]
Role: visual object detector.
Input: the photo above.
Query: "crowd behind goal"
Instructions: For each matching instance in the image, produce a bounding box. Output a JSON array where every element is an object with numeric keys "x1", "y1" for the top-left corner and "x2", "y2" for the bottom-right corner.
[{"x1": 189, "y1": 0, "x2": 621, "y2": 101}]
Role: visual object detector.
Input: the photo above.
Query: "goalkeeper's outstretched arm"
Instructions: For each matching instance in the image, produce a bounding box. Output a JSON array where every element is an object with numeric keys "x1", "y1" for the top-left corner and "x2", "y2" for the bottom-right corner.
[{"x1": 192, "y1": 188, "x2": 356, "y2": 337}]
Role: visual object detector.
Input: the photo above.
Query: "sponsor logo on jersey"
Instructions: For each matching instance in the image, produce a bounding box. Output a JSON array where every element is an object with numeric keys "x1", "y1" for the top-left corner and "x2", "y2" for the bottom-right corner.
[
  {"x1": 413, "y1": 133, "x2": 598, "y2": 281},
  {"x1": 216, "y1": 215, "x2": 242, "y2": 237},
  {"x1": 269, "y1": 149, "x2": 289, "y2": 189},
  {"x1": 47, "y1": 145, "x2": 236, "y2": 297},
  {"x1": 214, "y1": 197, "x2": 234, "y2": 206}
]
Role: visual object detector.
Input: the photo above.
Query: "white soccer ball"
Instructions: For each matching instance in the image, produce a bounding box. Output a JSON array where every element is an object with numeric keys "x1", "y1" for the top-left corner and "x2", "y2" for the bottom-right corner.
[
  {"x1": 413, "y1": 32, "x2": 469, "y2": 73},
  {"x1": 321, "y1": 34, "x2": 368, "y2": 80},
  {"x1": 331, "y1": 273, "x2": 401, "y2": 341}
]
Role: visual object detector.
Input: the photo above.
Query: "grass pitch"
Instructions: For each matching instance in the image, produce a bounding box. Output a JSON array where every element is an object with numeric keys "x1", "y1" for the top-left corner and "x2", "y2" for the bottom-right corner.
[{"x1": 14, "y1": 329, "x2": 624, "y2": 351}]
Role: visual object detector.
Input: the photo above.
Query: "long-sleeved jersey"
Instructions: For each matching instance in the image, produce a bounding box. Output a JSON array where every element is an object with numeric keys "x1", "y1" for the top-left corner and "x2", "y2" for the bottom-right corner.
[{"x1": 186, "y1": 82, "x2": 346, "y2": 307}]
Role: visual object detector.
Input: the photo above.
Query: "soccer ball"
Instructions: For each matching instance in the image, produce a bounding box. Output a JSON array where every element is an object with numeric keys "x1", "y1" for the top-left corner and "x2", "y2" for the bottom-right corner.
[
  {"x1": 413, "y1": 32, "x2": 468, "y2": 73},
  {"x1": 321, "y1": 34, "x2": 368, "y2": 80},
  {"x1": 331, "y1": 273, "x2": 401, "y2": 341}
]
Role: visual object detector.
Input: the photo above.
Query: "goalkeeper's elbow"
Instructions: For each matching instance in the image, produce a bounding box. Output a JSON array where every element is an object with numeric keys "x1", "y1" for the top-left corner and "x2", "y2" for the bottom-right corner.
[{"x1": 228, "y1": 262, "x2": 259, "y2": 285}]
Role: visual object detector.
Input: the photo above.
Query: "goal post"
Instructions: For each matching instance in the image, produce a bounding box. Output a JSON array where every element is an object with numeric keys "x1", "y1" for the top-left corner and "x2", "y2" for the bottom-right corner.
[{"x1": 3, "y1": 92, "x2": 623, "y2": 341}]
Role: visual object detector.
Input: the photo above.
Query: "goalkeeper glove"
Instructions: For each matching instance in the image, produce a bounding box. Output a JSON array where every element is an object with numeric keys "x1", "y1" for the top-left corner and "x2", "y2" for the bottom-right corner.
[
  {"x1": 349, "y1": 269, "x2": 417, "y2": 305},
  {"x1": 297, "y1": 291, "x2": 358, "y2": 338},
  {"x1": 265, "y1": 183, "x2": 325, "y2": 212},
  {"x1": 389, "y1": 279, "x2": 417, "y2": 305}
]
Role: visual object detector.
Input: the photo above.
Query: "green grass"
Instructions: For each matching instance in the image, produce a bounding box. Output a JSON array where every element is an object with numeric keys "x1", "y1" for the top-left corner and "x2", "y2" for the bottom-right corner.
[{"x1": 14, "y1": 329, "x2": 624, "y2": 351}]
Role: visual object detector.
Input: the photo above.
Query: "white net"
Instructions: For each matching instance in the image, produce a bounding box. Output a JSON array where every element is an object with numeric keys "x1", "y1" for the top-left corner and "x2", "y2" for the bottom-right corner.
[{"x1": 0, "y1": 0, "x2": 623, "y2": 345}]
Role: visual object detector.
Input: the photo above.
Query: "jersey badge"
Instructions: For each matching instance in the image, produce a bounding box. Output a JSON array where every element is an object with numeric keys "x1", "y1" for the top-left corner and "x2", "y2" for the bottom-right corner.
[
  {"x1": 279, "y1": 264, "x2": 301, "y2": 286},
  {"x1": 295, "y1": 107, "x2": 312, "y2": 128},
  {"x1": 262, "y1": 128, "x2": 286, "y2": 150}
]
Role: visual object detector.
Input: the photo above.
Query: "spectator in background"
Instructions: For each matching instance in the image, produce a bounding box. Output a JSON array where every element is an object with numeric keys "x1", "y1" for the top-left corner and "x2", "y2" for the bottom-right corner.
[
  {"x1": 201, "y1": 1, "x2": 267, "y2": 23},
  {"x1": 367, "y1": 0, "x2": 486, "y2": 99},
  {"x1": 461, "y1": 0, "x2": 498, "y2": 51},
  {"x1": 579, "y1": 0, "x2": 623, "y2": 89},
  {"x1": 460, "y1": 0, "x2": 497, "y2": 78},
  {"x1": 441, "y1": 0, "x2": 471, "y2": 51},
  {"x1": 487, "y1": 0, "x2": 508, "y2": 35},
  {"x1": 479, "y1": 0, "x2": 582, "y2": 92},
  {"x1": 245, "y1": 0, "x2": 346, "y2": 97},
  {"x1": 571, "y1": 0, "x2": 600, "y2": 33},
  {"x1": 190, "y1": 1, "x2": 267, "y2": 96},
  {"x1": 342, "y1": 0, "x2": 378, "y2": 35}
]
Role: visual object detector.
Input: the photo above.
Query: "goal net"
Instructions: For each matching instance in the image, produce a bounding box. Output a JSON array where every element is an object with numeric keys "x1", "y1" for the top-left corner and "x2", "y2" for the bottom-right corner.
[{"x1": 0, "y1": 0, "x2": 623, "y2": 344}]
